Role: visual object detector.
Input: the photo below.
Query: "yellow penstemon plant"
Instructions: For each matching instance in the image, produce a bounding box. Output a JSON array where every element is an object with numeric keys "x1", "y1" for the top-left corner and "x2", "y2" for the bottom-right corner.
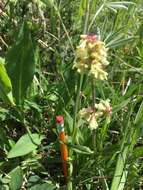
[{"x1": 74, "y1": 34, "x2": 112, "y2": 129}]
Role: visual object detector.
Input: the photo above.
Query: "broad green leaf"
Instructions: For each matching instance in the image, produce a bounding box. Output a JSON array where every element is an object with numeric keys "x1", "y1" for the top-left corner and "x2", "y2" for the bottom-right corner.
[
  {"x1": 0, "y1": 58, "x2": 15, "y2": 105},
  {"x1": 8, "y1": 166, "x2": 23, "y2": 190},
  {"x1": 8, "y1": 133, "x2": 44, "y2": 158},
  {"x1": 6, "y1": 21, "x2": 38, "y2": 105}
]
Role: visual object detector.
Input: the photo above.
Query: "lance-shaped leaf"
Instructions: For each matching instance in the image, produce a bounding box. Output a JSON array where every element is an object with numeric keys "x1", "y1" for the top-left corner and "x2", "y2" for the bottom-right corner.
[
  {"x1": 0, "y1": 58, "x2": 15, "y2": 105},
  {"x1": 6, "y1": 21, "x2": 37, "y2": 105}
]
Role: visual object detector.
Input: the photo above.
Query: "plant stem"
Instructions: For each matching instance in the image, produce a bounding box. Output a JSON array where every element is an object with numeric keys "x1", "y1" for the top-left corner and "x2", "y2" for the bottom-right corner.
[
  {"x1": 72, "y1": 74, "x2": 83, "y2": 142},
  {"x1": 91, "y1": 80, "x2": 97, "y2": 165},
  {"x1": 91, "y1": 79, "x2": 96, "y2": 112},
  {"x1": 68, "y1": 0, "x2": 91, "y2": 189},
  {"x1": 68, "y1": 74, "x2": 83, "y2": 190}
]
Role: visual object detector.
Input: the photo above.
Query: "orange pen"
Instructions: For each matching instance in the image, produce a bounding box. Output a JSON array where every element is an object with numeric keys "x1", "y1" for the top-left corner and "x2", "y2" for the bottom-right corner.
[{"x1": 56, "y1": 116, "x2": 68, "y2": 179}]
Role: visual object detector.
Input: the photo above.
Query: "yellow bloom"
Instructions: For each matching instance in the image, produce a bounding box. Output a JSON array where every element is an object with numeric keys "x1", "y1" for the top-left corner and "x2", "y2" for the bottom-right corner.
[
  {"x1": 74, "y1": 35, "x2": 109, "y2": 80},
  {"x1": 95, "y1": 99, "x2": 112, "y2": 115},
  {"x1": 79, "y1": 99, "x2": 112, "y2": 130},
  {"x1": 79, "y1": 107, "x2": 99, "y2": 130}
]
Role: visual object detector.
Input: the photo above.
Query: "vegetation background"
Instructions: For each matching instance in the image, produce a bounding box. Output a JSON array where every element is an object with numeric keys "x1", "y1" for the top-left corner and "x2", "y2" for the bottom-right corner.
[{"x1": 0, "y1": 0, "x2": 143, "y2": 189}]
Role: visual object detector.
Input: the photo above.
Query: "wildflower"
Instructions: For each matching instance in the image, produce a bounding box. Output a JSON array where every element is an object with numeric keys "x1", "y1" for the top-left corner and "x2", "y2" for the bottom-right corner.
[
  {"x1": 74, "y1": 35, "x2": 109, "y2": 80},
  {"x1": 79, "y1": 107, "x2": 99, "y2": 130},
  {"x1": 79, "y1": 99, "x2": 112, "y2": 130},
  {"x1": 95, "y1": 99, "x2": 112, "y2": 116}
]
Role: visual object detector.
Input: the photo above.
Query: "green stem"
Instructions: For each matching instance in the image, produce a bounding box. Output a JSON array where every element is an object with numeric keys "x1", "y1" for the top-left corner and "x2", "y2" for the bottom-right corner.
[
  {"x1": 91, "y1": 79, "x2": 96, "y2": 154},
  {"x1": 68, "y1": 1, "x2": 91, "y2": 189},
  {"x1": 72, "y1": 74, "x2": 83, "y2": 142},
  {"x1": 91, "y1": 79, "x2": 96, "y2": 112},
  {"x1": 72, "y1": 0, "x2": 91, "y2": 142},
  {"x1": 68, "y1": 74, "x2": 83, "y2": 190}
]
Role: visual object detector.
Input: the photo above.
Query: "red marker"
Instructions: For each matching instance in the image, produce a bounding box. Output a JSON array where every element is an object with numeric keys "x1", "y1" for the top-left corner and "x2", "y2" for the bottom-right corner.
[{"x1": 56, "y1": 116, "x2": 68, "y2": 179}]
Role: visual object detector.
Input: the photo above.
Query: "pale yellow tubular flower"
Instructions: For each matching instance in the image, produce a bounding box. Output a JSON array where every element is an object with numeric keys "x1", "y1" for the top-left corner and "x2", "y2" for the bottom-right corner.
[
  {"x1": 76, "y1": 40, "x2": 88, "y2": 60},
  {"x1": 95, "y1": 99, "x2": 112, "y2": 115},
  {"x1": 79, "y1": 99, "x2": 112, "y2": 130},
  {"x1": 87, "y1": 42, "x2": 96, "y2": 50},
  {"x1": 95, "y1": 102, "x2": 105, "y2": 111},
  {"x1": 79, "y1": 107, "x2": 93, "y2": 121},
  {"x1": 90, "y1": 53, "x2": 102, "y2": 61},
  {"x1": 90, "y1": 64, "x2": 108, "y2": 80},
  {"x1": 73, "y1": 34, "x2": 109, "y2": 80},
  {"x1": 89, "y1": 114, "x2": 98, "y2": 130},
  {"x1": 102, "y1": 58, "x2": 109, "y2": 66},
  {"x1": 79, "y1": 107, "x2": 98, "y2": 130}
]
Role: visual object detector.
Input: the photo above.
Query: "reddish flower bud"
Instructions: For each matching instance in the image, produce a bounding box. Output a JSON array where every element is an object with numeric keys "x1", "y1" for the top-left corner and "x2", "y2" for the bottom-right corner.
[
  {"x1": 56, "y1": 115, "x2": 64, "y2": 124},
  {"x1": 106, "y1": 106, "x2": 112, "y2": 115},
  {"x1": 81, "y1": 34, "x2": 98, "y2": 42}
]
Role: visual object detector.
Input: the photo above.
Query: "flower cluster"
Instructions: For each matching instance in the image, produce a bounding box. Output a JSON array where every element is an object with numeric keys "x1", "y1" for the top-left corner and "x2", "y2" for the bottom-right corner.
[
  {"x1": 73, "y1": 35, "x2": 109, "y2": 80},
  {"x1": 79, "y1": 99, "x2": 112, "y2": 130}
]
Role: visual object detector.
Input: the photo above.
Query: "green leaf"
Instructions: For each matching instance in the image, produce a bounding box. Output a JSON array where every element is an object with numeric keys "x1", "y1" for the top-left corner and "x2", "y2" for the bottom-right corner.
[
  {"x1": 8, "y1": 133, "x2": 44, "y2": 158},
  {"x1": 78, "y1": 0, "x2": 87, "y2": 18},
  {"x1": 104, "y1": 27, "x2": 125, "y2": 43},
  {"x1": 6, "y1": 21, "x2": 38, "y2": 105},
  {"x1": 134, "y1": 100, "x2": 143, "y2": 124},
  {"x1": 132, "y1": 147, "x2": 143, "y2": 159},
  {"x1": 106, "y1": 1, "x2": 135, "y2": 12},
  {"x1": 8, "y1": 166, "x2": 23, "y2": 190},
  {"x1": 110, "y1": 146, "x2": 129, "y2": 190},
  {"x1": 71, "y1": 145, "x2": 94, "y2": 155},
  {"x1": 41, "y1": 0, "x2": 55, "y2": 8},
  {"x1": 106, "y1": 37, "x2": 136, "y2": 49},
  {"x1": 9, "y1": 0, "x2": 18, "y2": 5},
  {"x1": 0, "y1": 58, "x2": 15, "y2": 105},
  {"x1": 64, "y1": 109, "x2": 73, "y2": 134},
  {"x1": 113, "y1": 98, "x2": 131, "y2": 113},
  {"x1": 28, "y1": 183, "x2": 56, "y2": 190},
  {"x1": 28, "y1": 176, "x2": 57, "y2": 190}
]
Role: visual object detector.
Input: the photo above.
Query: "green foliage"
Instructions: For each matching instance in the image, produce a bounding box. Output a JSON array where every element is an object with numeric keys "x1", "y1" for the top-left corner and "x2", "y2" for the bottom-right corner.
[
  {"x1": 27, "y1": 175, "x2": 57, "y2": 190},
  {"x1": 0, "y1": 0, "x2": 143, "y2": 189},
  {"x1": 8, "y1": 166, "x2": 23, "y2": 190},
  {"x1": 6, "y1": 21, "x2": 37, "y2": 105},
  {"x1": 0, "y1": 58, "x2": 15, "y2": 105},
  {"x1": 8, "y1": 133, "x2": 44, "y2": 158}
]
